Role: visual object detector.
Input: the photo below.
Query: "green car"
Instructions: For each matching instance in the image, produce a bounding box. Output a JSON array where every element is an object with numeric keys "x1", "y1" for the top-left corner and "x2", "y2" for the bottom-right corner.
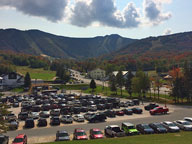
[{"x1": 122, "y1": 122, "x2": 139, "y2": 135}]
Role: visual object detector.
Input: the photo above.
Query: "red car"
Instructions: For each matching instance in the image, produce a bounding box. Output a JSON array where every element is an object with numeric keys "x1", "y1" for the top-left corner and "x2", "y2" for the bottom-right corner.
[
  {"x1": 90, "y1": 128, "x2": 104, "y2": 139},
  {"x1": 12, "y1": 134, "x2": 27, "y2": 144},
  {"x1": 73, "y1": 128, "x2": 88, "y2": 140},
  {"x1": 150, "y1": 106, "x2": 169, "y2": 115},
  {"x1": 116, "y1": 110, "x2": 124, "y2": 116}
]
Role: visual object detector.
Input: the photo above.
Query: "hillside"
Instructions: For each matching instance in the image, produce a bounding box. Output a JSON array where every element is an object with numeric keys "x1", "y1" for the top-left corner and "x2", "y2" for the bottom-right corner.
[
  {"x1": 0, "y1": 29, "x2": 136, "y2": 59},
  {"x1": 108, "y1": 32, "x2": 192, "y2": 61}
]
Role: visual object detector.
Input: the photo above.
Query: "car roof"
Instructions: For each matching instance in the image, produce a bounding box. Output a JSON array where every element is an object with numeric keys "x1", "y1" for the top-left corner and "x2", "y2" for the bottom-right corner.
[
  {"x1": 109, "y1": 125, "x2": 119, "y2": 128},
  {"x1": 122, "y1": 122, "x2": 134, "y2": 126},
  {"x1": 184, "y1": 117, "x2": 192, "y2": 120},
  {"x1": 92, "y1": 128, "x2": 101, "y2": 131},
  {"x1": 58, "y1": 130, "x2": 68, "y2": 133},
  {"x1": 163, "y1": 121, "x2": 172, "y2": 124},
  {"x1": 176, "y1": 120, "x2": 187, "y2": 123},
  {"x1": 16, "y1": 134, "x2": 25, "y2": 138}
]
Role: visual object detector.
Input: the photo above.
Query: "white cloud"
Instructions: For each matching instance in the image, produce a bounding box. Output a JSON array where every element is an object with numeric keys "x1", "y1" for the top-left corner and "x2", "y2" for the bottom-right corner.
[
  {"x1": 143, "y1": 0, "x2": 172, "y2": 25},
  {"x1": 0, "y1": 0, "x2": 69, "y2": 22},
  {"x1": 164, "y1": 28, "x2": 172, "y2": 35}
]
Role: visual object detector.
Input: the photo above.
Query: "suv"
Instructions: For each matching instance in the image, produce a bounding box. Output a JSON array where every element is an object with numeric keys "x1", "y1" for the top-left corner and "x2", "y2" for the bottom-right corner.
[
  {"x1": 37, "y1": 118, "x2": 47, "y2": 127},
  {"x1": 25, "y1": 118, "x2": 34, "y2": 128},
  {"x1": 0, "y1": 134, "x2": 9, "y2": 144},
  {"x1": 18, "y1": 112, "x2": 28, "y2": 120},
  {"x1": 90, "y1": 128, "x2": 104, "y2": 139},
  {"x1": 87, "y1": 113, "x2": 106, "y2": 123},
  {"x1": 12, "y1": 134, "x2": 27, "y2": 144},
  {"x1": 144, "y1": 103, "x2": 159, "y2": 111},
  {"x1": 56, "y1": 130, "x2": 70, "y2": 141},
  {"x1": 105, "y1": 125, "x2": 125, "y2": 137},
  {"x1": 122, "y1": 122, "x2": 139, "y2": 135},
  {"x1": 50, "y1": 116, "x2": 60, "y2": 126}
]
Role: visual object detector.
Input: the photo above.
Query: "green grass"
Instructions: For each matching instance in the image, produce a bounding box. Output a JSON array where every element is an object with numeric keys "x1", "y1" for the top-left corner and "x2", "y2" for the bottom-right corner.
[
  {"x1": 16, "y1": 66, "x2": 56, "y2": 81},
  {"x1": 11, "y1": 87, "x2": 24, "y2": 93},
  {"x1": 54, "y1": 84, "x2": 89, "y2": 90},
  {"x1": 41, "y1": 132, "x2": 192, "y2": 144}
]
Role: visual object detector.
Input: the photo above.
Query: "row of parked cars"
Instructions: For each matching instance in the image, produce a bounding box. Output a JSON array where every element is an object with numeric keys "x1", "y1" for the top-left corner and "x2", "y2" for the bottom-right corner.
[{"x1": 2, "y1": 117, "x2": 192, "y2": 144}]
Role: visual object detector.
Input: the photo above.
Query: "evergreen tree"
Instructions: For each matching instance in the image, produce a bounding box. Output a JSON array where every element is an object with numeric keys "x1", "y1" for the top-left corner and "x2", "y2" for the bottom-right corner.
[
  {"x1": 24, "y1": 72, "x2": 31, "y2": 88},
  {"x1": 109, "y1": 74, "x2": 117, "y2": 95},
  {"x1": 90, "y1": 79, "x2": 96, "y2": 93},
  {"x1": 125, "y1": 70, "x2": 134, "y2": 98},
  {"x1": 116, "y1": 70, "x2": 124, "y2": 97}
]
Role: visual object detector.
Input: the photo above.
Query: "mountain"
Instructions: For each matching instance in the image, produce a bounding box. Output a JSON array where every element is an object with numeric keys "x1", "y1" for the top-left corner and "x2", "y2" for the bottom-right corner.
[
  {"x1": 0, "y1": 29, "x2": 136, "y2": 59},
  {"x1": 107, "y1": 31, "x2": 192, "y2": 60}
]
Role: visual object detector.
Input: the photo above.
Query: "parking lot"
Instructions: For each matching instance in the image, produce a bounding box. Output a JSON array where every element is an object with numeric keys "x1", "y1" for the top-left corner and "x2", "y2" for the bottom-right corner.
[{"x1": 2, "y1": 90, "x2": 191, "y2": 144}]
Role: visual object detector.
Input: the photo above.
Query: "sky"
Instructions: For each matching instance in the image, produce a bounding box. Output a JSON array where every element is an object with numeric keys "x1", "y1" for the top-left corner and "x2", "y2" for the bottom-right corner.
[{"x1": 0, "y1": 0, "x2": 191, "y2": 39}]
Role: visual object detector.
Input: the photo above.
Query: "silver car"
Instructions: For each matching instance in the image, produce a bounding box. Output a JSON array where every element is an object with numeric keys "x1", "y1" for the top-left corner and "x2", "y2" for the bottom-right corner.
[
  {"x1": 73, "y1": 114, "x2": 85, "y2": 122},
  {"x1": 60, "y1": 115, "x2": 73, "y2": 123},
  {"x1": 174, "y1": 120, "x2": 192, "y2": 131},
  {"x1": 162, "y1": 121, "x2": 180, "y2": 132}
]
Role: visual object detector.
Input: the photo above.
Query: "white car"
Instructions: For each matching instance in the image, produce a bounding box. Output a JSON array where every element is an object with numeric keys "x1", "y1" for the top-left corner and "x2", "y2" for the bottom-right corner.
[
  {"x1": 73, "y1": 114, "x2": 85, "y2": 122},
  {"x1": 184, "y1": 117, "x2": 192, "y2": 123},
  {"x1": 174, "y1": 120, "x2": 192, "y2": 131},
  {"x1": 162, "y1": 121, "x2": 180, "y2": 132},
  {"x1": 60, "y1": 115, "x2": 73, "y2": 123},
  {"x1": 29, "y1": 112, "x2": 39, "y2": 119}
]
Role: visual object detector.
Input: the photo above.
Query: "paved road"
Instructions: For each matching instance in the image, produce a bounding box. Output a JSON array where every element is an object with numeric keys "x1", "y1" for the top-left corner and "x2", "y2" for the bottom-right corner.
[{"x1": 6, "y1": 104, "x2": 192, "y2": 139}]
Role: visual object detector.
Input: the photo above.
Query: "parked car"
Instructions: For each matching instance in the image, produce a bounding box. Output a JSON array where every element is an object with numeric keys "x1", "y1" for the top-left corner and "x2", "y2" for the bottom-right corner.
[
  {"x1": 56, "y1": 130, "x2": 70, "y2": 141},
  {"x1": 5, "y1": 113, "x2": 17, "y2": 121},
  {"x1": 73, "y1": 115, "x2": 84, "y2": 122},
  {"x1": 87, "y1": 113, "x2": 106, "y2": 123},
  {"x1": 90, "y1": 128, "x2": 104, "y2": 139},
  {"x1": 28, "y1": 112, "x2": 39, "y2": 120},
  {"x1": 136, "y1": 124, "x2": 154, "y2": 134},
  {"x1": 150, "y1": 106, "x2": 169, "y2": 115},
  {"x1": 50, "y1": 116, "x2": 60, "y2": 126},
  {"x1": 12, "y1": 134, "x2": 27, "y2": 144},
  {"x1": 162, "y1": 121, "x2": 180, "y2": 132},
  {"x1": 174, "y1": 120, "x2": 192, "y2": 131},
  {"x1": 149, "y1": 123, "x2": 167, "y2": 133},
  {"x1": 24, "y1": 118, "x2": 34, "y2": 128},
  {"x1": 121, "y1": 122, "x2": 139, "y2": 135},
  {"x1": 39, "y1": 111, "x2": 50, "y2": 118},
  {"x1": 144, "y1": 103, "x2": 159, "y2": 110},
  {"x1": 88, "y1": 105, "x2": 97, "y2": 111},
  {"x1": 50, "y1": 109, "x2": 60, "y2": 116},
  {"x1": 13, "y1": 102, "x2": 19, "y2": 108},
  {"x1": 132, "y1": 99, "x2": 140, "y2": 105},
  {"x1": 8, "y1": 120, "x2": 19, "y2": 130},
  {"x1": 0, "y1": 134, "x2": 9, "y2": 144},
  {"x1": 122, "y1": 108, "x2": 133, "y2": 115},
  {"x1": 97, "y1": 104, "x2": 105, "y2": 110},
  {"x1": 80, "y1": 106, "x2": 89, "y2": 112},
  {"x1": 73, "y1": 128, "x2": 88, "y2": 140},
  {"x1": 120, "y1": 102, "x2": 129, "y2": 107},
  {"x1": 60, "y1": 115, "x2": 73, "y2": 124},
  {"x1": 104, "y1": 110, "x2": 116, "y2": 118},
  {"x1": 132, "y1": 108, "x2": 143, "y2": 114},
  {"x1": 37, "y1": 118, "x2": 47, "y2": 127},
  {"x1": 105, "y1": 125, "x2": 125, "y2": 137},
  {"x1": 184, "y1": 117, "x2": 192, "y2": 123},
  {"x1": 18, "y1": 112, "x2": 28, "y2": 121},
  {"x1": 115, "y1": 110, "x2": 124, "y2": 116}
]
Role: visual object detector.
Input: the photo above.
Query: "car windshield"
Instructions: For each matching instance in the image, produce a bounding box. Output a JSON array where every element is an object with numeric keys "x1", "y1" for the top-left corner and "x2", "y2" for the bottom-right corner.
[
  {"x1": 156, "y1": 124, "x2": 164, "y2": 128},
  {"x1": 112, "y1": 127, "x2": 121, "y2": 132},
  {"x1": 143, "y1": 124, "x2": 151, "y2": 129},
  {"x1": 77, "y1": 132, "x2": 86, "y2": 136},
  {"x1": 128, "y1": 126, "x2": 135, "y2": 129},
  {"x1": 58, "y1": 133, "x2": 68, "y2": 137},
  {"x1": 93, "y1": 131, "x2": 102, "y2": 134},
  {"x1": 13, "y1": 138, "x2": 23, "y2": 143},
  {"x1": 167, "y1": 123, "x2": 176, "y2": 127},
  {"x1": 183, "y1": 122, "x2": 191, "y2": 125}
]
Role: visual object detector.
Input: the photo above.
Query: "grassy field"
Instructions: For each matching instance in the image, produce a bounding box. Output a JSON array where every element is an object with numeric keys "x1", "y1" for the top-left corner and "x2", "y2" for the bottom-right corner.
[
  {"x1": 41, "y1": 132, "x2": 192, "y2": 144},
  {"x1": 55, "y1": 84, "x2": 89, "y2": 90},
  {"x1": 16, "y1": 66, "x2": 56, "y2": 81}
]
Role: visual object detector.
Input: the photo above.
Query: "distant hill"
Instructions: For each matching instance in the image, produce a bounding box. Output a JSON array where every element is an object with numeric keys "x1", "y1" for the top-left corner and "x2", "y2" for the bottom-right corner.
[
  {"x1": 107, "y1": 32, "x2": 192, "y2": 61},
  {"x1": 0, "y1": 29, "x2": 136, "y2": 59}
]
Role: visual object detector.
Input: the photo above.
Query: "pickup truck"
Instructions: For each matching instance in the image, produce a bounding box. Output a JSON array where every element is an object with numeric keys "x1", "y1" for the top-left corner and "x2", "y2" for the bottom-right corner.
[
  {"x1": 105, "y1": 125, "x2": 125, "y2": 137},
  {"x1": 150, "y1": 106, "x2": 169, "y2": 115}
]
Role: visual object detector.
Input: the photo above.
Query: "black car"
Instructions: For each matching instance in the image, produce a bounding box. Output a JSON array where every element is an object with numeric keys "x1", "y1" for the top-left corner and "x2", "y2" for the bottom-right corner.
[
  {"x1": 37, "y1": 118, "x2": 47, "y2": 127},
  {"x1": 31, "y1": 105, "x2": 41, "y2": 112},
  {"x1": 144, "y1": 103, "x2": 159, "y2": 111},
  {"x1": 97, "y1": 104, "x2": 105, "y2": 110},
  {"x1": 18, "y1": 112, "x2": 28, "y2": 120},
  {"x1": 50, "y1": 116, "x2": 60, "y2": 126},
  {"x1": 104, "y1": 110, "x2": 116, "y2": 118},
  {"x1": 122, "y1": 108, "x2": 133, "y2": 115},
  {"x1": 25, "y1": 118, "x2": 34, "y2": 128},
  {"x1": 149, "y1": 123, "x2": 167, "y2": 133},
  {"x1": 132, "y1": 108, "x2": 143, "y2": 114},
  {"x1": 87, "y1": 113, "x2": 106, "y2": 123},
  {"x1": 80, "y1": 106, "x2": 89, "y2": 113},
  {"x1": 56, "y1": 130, "x2": 70, "y2": 141},
  {"x1": 136, "y1": 124, "x2": 154, "y2": 134},
  {"x1": 105, "y1": 103, "x2": 113, "y2": 109},
  {"x1": 132, "y1": 99, "x2": 140, "y2": 105},
  {"x1": 72, "y1": 107, "x2": 81, "y2": 114},
  {"x1": 13, "y1": 102, "x2": 19, "y2": 108},
  {"x1": 0, "y1": 134, "x2": 9, "y2": 144}
]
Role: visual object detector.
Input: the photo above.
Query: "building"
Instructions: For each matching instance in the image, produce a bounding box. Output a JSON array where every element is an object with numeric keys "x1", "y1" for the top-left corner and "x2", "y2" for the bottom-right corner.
[
  {"x1": 113, "y1": 71, "x2": 136, "y2": 79},
  {"x1": 0, "y1": 72, "x2": 24, "y2": 89},
  {"x1": 88, "y1": 68, "x2": 106, "y2": 80}
]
